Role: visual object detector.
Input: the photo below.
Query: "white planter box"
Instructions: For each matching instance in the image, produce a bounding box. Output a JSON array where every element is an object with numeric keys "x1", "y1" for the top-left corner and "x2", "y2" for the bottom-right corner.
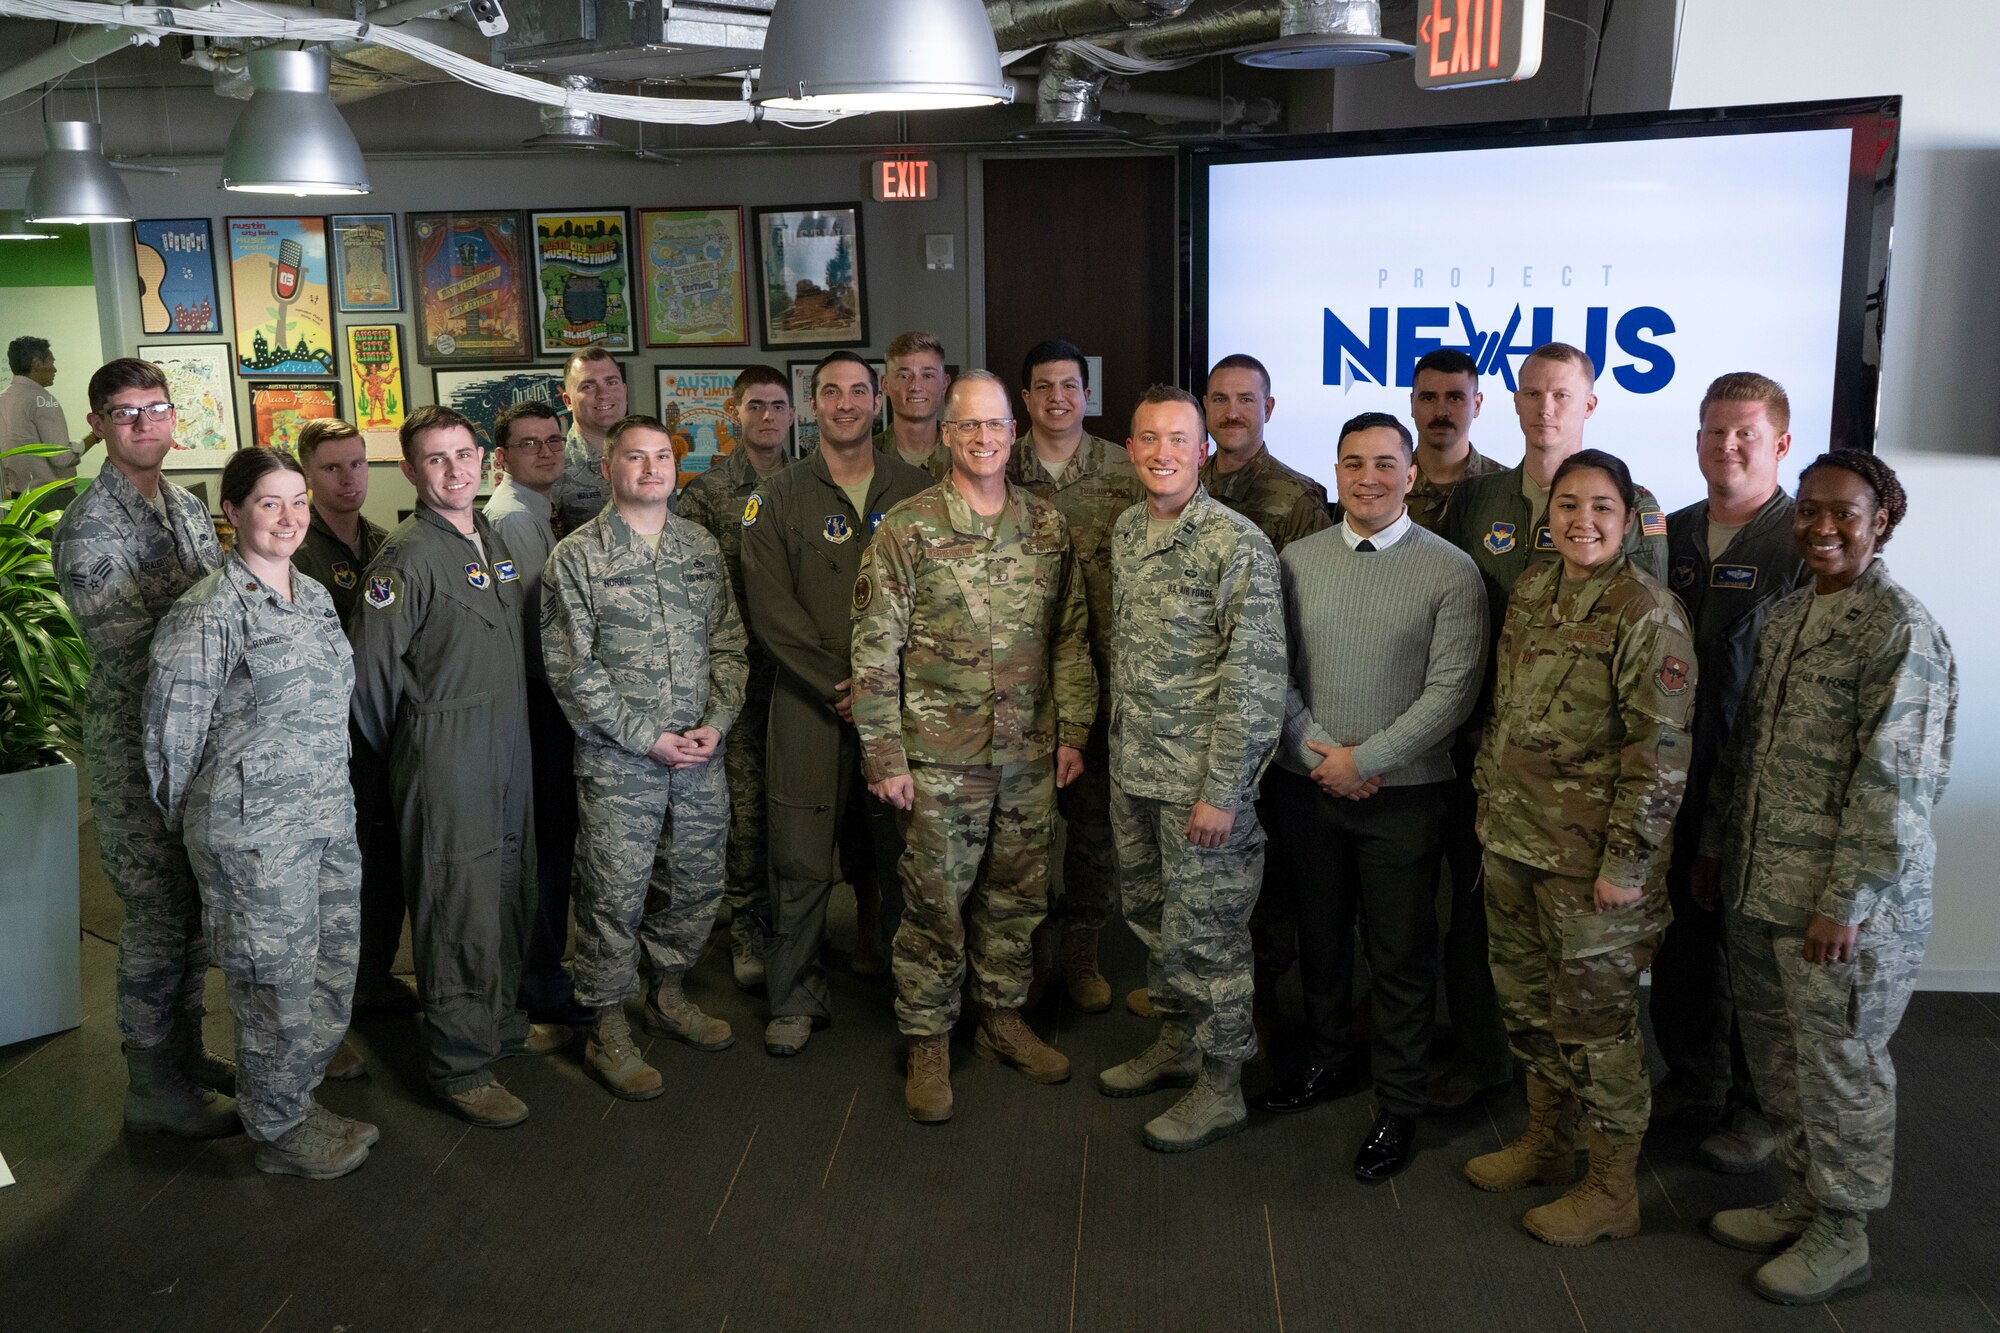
[{"x1": 0, "y1": 758, "x2": 82, "y2": 1046}]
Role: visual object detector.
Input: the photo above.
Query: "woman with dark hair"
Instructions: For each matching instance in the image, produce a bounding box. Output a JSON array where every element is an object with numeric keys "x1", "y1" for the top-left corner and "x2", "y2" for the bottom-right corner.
[
  {"x1": 143, "y1": 446, "x2": 376, "y2": 1179},
  {"x1": 1697, "y1": 451, "x2": 1956, "y2": 1305},
  {"x1": 1465, "y1": 447, "x2": 1697, "y2": 1245}
]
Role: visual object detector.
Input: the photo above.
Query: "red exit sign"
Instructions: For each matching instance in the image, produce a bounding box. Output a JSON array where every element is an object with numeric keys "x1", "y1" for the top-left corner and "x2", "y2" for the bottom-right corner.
[
  {"x1": 1414, "y1": 0, "x2": 1544, "y2": 90},
  {"x1": 873, "y1": 158, "x2": 938, "y2": 202}
]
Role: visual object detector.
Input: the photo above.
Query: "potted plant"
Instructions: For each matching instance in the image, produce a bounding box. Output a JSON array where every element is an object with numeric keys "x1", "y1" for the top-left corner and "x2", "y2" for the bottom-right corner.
[{"x1": 0, "y1": 443, "x2": 89, "y2": 1046}]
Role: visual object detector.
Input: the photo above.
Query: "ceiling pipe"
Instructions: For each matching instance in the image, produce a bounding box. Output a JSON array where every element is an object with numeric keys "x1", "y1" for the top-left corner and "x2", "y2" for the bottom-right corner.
[
  {"x1": 987, "y1": 0, "x2": 1195, "y2": 51},
  {"x1": 1120, "y1": 1, "x2": 1282, "y2": 59},
  {"x1": 0, "y1": 0, "x2": 225, "y2": 103},
  {"x1": 1032, "y1": 44, "x2": 1108, "y2": 125}
]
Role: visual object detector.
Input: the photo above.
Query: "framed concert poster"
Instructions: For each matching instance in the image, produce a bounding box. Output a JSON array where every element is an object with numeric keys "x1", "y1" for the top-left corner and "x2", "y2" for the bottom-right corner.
[
  {"x1": 135, "y1": 341, "x2": 238, "y2": 467},
  {"x1": 226, "y1": 216, "x2": 336, "y2": 378},
  {"x1": 655, "y1": 366, "x2": 743, "y2": 484},
  {"x1": 753, "y1": 203, "x2": 868, "y2": 349},
  {"x1": 431, "y1": 366, "x2": 575, "y2": 453},
  {"x1": 248, "y1": 381, "x2": 341, "y2": 453},
  {"x1": 345, "y1": 324, "x2": 408, "y2": 461},
  {"x1": 330, "y1": 213, "x2": 400, "y2": 313},
  {"x1": 133, "y1": 219, "x2": 222, "y2": 335},
  {"x1": 529, "y1": 208, "x2": 635, "y2": 355},
  {"x1": 637, "y1": 207, "x2": 749, "y2": 348},
  {"x1": 408, "y1": 210, "x2": 534, "y2": 365}
]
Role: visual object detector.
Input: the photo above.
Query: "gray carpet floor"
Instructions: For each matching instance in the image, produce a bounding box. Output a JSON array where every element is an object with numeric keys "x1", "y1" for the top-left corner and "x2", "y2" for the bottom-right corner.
[{"x1": 5, "y1": 870, "x2": 2000, "y2": 1331}]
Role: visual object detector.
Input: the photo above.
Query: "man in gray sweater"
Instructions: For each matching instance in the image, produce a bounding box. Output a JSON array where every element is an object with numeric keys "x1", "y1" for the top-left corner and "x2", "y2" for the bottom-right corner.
[{"x1": 1262, "y1": 411, "x2": 1487, "y2": 1182}]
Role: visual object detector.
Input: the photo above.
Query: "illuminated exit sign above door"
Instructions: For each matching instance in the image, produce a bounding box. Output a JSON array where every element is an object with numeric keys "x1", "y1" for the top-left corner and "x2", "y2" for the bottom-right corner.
[
  {"x1": 1414, "y1": 0, "x2": 1544, "y2": 89},
  {"x1": 873, "y1": 158, "x2": 939, "y2": 202}
]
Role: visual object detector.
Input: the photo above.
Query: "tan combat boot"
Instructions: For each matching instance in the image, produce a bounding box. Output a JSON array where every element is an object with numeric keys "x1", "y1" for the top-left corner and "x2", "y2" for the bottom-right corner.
[
  {"x1": 644, "y1": 976, "x2": 734, "y2": 1051},
  {"x1": 123, "y1": 1040, "x2": 241, "y2": 1138},
  {"x1": 253, "y1": 1114, "x2": 370, "y2": 1180},
  {"x1": 1141, "y1": 1056, "x2": 1248, "y2": 1152},
  {"x1": 1754, "y1": 1208, "x2": 1871, "y2": 1305},
  {"x1": 1522, "y1": 1125, "x2": 1642, "y2": 1246},
  {"x1": 1709, "y1": 1177, "x2": 1817, "y2": 1253},
  {"x1": 974, "y1": 1007, "x2": 1071, "y2": 1083},
  {"x1": 1126, "y1": 987, "x2": 1157, "y2": 1018},
  {"x1": 587, "y1": 1006, "x2": 665, "y2": 1101},
  {"x1": 1464, "y1": 1070, "x2": 1580, "y2": 1192},
  {"x1": 905, "y1": 1033, "x2": 953, "y2": 1123},
  {"x1": 1059, "y1": 928, "x2": 1112, "y2": 1013},
  {"x1": 1098, "y1": 1021, "x2": 1201, "y2": 1097}
]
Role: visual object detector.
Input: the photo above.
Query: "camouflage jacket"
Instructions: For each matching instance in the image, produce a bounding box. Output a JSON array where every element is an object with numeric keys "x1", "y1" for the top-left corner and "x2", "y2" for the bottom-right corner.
[
  {"x1": 739, "y1": 447, "x2": 933, "y2": 707},
  {"x1": 1407, "y1": 441, "x2": 1507, "y2": 533},
  {"x1": 545, "y1": 422, "x2": 611, "y2": 535},
  {"x1": 677, "y1": 445, "x2": 783, "y2": 688},
  {"x1": 1475, "y1": 554, "x2": 1695, "y2": 889},
  {"x1": 143, "y1": 552, "x2": 355, "y2": 849},
  {"x1": 1701, "y1": 560, "x2": 1957, "y2": 932},
  {"x1": 52, "y1": 463, "x2": 222, "y2": 757},
  {"x1": 1108, "y1": 487, "x2": 1285, "y2": 810},
  {"x1": 1199, "y1": 445, "x2": 1334, "y2": 554},
  {"x1": 1007, "y1": 432, "x2": 1140, "y2": 695},
  {"x1": 851, "y1": 479, "x2": 1095, "y2": 779},
  {"x1": 541, "y1": 503, "x2": 748, "y2": 757},
  {"x1": 294, "y1": 507, "x2": 389, "y2": 628},
  {"x1": 874, "y1": 425, "x2": 951, "y2": 481}
]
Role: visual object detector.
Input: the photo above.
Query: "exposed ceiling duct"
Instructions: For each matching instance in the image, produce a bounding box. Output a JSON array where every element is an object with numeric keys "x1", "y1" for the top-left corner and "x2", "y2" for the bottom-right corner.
[
  {"x1": 1235, "y1": 0, "x2": 1412, "y2": 69},
  {"x1": 199, "y1": 16, "x2": 484, "y2": 104},
  {"x1": 1030, "y1": 44, "x2": 1109, "y2": 130},
  {"x1": 1118, "y1": 1, "x2": 1282, "y2": 60},
  {"x1": 521, "y1": 75, "x2": 624, "y2": 148},
  {"x1": 987, "y1": 0, "x2": 1195, "y2": 50}
]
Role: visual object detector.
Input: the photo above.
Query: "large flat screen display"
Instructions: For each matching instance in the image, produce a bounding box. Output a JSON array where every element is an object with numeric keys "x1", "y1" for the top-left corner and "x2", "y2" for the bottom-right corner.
[{"x1": 1189, "y1": 99, "x2": 1899, "y2": 514}]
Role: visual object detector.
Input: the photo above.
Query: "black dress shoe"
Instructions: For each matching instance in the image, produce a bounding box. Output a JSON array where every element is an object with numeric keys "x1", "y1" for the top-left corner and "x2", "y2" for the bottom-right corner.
[
  {"x1": 1353, "y1": 1109, "x2": 1417, "y2": 1182},
  {"x1": 1250, "y1": 1062, "x2": 1364, "y2": 1114}
]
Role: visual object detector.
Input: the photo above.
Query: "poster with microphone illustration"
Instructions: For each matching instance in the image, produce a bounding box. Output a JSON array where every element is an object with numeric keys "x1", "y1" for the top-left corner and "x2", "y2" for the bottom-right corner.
[{"x1": 226, "y1": 216, "x2": 336, "y2": 379}]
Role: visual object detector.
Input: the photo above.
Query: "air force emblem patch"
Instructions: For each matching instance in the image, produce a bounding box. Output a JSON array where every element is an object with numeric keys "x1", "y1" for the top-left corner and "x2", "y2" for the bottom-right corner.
[
  {"x1": 823, "y1": 514, "x2": 852, "y2": 544},
  {"x1": 1670, "y1": 556, "x2": 1696, "y2": 590},
  {"x1": 363, "y1": 573, "x2": 398, "y2": 610},
  {"x1": 1655, "y1": 655, "x2": 1690, "y2": 697},
  {"x1": 1484, "y1": 522, "x2": 1516, "y2": 555},
  {"x1": 331, "y1": 560, "x2": 357, "y2": 590},
  {"x1": 495, "y1": 559, "x2": 520, "y2": 583},
  {"x1": 741, "y1": 494, "x2": 762, "y2": 527},
  {"x1": 466, "y1": 562, "x2": 492, "y2": 590}
]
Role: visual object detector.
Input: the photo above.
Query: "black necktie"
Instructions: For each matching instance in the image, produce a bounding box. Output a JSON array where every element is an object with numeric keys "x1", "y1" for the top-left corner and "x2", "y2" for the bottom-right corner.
[{"x1": 1356, "y1": 539, "x2": 1377, "y2": 553}]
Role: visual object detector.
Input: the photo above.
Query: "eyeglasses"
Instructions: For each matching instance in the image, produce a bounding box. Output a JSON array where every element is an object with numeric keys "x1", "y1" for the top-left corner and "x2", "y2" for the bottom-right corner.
[
  {"x1": 510, "y1": 436, "x2": 567, "y2": 454},
  {"x1": 941, "y1": 418, "x2": 1015, "y2": 439},
  {"x1": 103, "y1": 401, "x2": 175, "y2": 424}
]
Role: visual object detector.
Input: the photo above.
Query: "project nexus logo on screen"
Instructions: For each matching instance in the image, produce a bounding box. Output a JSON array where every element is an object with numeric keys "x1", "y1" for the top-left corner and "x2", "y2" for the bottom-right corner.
[{"x1": 1323, "y1": 265, "x2": 1676, "y2": 395}]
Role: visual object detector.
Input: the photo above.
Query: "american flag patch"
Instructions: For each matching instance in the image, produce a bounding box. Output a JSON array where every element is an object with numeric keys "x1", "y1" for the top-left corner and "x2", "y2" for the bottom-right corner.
[{"x1": 1640, "y1": 510, "x2": 1666, "y2": 537}]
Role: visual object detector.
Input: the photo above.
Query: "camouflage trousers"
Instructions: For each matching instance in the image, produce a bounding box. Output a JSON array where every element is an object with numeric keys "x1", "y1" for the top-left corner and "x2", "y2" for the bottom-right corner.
[
  {"x1": 571, "y1": 742, "x2": 730, "y2": 1008},
  {"x1": 721, "y1": 668, "x2": 773, "y2": 946},
  {"x1": 1484, "y1": 853, "x2": 1664, "y2": 1137},
  {"x1": 185, "y1": 835, "x2": 361, "y2": 1142},
  {"x1": 1047, "y1": 715, "x2": 1117, "y2": 934},
  {"x1": 1729, "y1": 911, "x2": 1924, "y2": 1213},
  {"x1": 892, "y1": 758, "x2": 1055, "y2": 1036},
  {"x1": 89, "y1": 745, "x2": 210, "y2": 1048},
  {"x1": 1110, "y1": 787, "x2": 1263, "y2": 1062}
]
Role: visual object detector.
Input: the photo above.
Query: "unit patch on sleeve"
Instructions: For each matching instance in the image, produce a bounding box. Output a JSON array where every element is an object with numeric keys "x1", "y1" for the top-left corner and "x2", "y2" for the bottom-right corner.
[{"x1": 1655, "y1": 655, "x2": 1690, "y2": 697}]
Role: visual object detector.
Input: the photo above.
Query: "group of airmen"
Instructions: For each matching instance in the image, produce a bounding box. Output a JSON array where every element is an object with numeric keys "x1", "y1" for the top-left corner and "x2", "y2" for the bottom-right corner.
[{"x1": 42, "y1": 325, "x2": 1956, "y2": 1308}]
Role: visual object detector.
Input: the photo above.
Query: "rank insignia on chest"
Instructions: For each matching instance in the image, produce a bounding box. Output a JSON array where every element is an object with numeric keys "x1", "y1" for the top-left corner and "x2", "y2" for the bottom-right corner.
[
  {"x1": 1484, "y1": 522, "x2": 1516, "y2": 555},
  {"x1": 465, "y1": 562, "x2": 492, "y2": 590},
  {"x1": 1711, "y1": 563, "x2": 1757, "y2": 590},
  {"x1": 1641, "y1": 510, "x2": 1667, "y2": 537},
  {"x1": 1534, "y1": 527, "x2": 1555, "y2": 550},
  {"x1": 363, "y1": 574, "x2": 396, "y2": 609},
  {"x1": 741, "y1": 494, "x2": 762, "y2": 527},
  {"x1": 1670, "y1": 556, "x2": 1697, "y2": 590},
  {"x1": 331, "y1": 560, "x2": 357, "y2": 590},
  {"x1": 1655, "y1": 655, "x2": 1690, "y2": 696},
  {"x1": 495, "y1": 559, "x2": 520, "y2": 583},
  {"x1": 823, "y1": 514, "x2": 852, "y2": 544},
  {"x1": 867, "y1": 511, "x2": 886, "y2": 535}
]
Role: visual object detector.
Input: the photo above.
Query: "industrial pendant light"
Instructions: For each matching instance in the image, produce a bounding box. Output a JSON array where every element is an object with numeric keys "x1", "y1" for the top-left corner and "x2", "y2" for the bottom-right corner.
[
  {"x1": 24, "y1": 122, "x2": 136, "y2": 225},
  {"x1": 0, "y1": 209, "x2": 58, "y2": 240},
  {"x1": 755, "y1": 0, "x2": 1011, "y2": 113},
  {"x1": 221, "y1": 48, "x2": 371, "y2": 196}
]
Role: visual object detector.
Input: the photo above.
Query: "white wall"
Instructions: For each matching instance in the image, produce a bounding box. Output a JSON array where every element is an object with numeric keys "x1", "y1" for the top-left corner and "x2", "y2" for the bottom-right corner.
[{"x1": 1673, "y1": 0, "x2": 2000, "y2": 988}]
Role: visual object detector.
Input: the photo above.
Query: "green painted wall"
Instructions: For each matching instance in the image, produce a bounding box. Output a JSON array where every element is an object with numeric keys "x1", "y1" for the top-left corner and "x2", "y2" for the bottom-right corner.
[{"x1": 0, "y1": 225, "x2": 94, "y2": 288}]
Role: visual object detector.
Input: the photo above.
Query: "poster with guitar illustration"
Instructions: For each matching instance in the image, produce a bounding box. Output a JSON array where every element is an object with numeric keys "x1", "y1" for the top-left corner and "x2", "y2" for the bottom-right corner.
[
  {"x1": 226, "y1": 217, "x2": 336, "y2": 378},
  {"x1": 134, "y1": 219, "x2": 222, "y2": 335}
]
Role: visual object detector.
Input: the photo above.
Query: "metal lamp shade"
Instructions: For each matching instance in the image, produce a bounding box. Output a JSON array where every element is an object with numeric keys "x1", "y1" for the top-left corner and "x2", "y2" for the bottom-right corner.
[
  {"x1": 221, "y1": 49, "x2": 371, "y2": 196},
  {"x1": 24, "y1": 122, "x2": 135, "y2": 225},
  {"x1": 756, "y1": 0, "x2": 1011, "y2": 112},
  {"x1": 0, "y1": 209, "x2": 58, "y2": 240}
]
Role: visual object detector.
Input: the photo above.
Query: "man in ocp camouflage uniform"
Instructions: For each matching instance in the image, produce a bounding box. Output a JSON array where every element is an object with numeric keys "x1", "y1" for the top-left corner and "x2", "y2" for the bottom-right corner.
[
  {"x1": 1006, "y1": 337, "x2": 1140, "y2": 1013},
  {"x1": 543, "y1": 414, "x2": 748, "y2": 1101},
  {"x1": 851, "y1": 369, "x2": 1096, "y2": 1124},
  {"x1": 677, "y1": 366, "x2": 795, "y2": 990},
  {"x1": 1097, "y1": 385, "x2": 1285, "y2": 1154},
  {"x1": 545, "y1": 346, "x2": 624, "y2": 532},
  {"x1": 53, "y1": 357, "x2": 235, "y2": 1138}
]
